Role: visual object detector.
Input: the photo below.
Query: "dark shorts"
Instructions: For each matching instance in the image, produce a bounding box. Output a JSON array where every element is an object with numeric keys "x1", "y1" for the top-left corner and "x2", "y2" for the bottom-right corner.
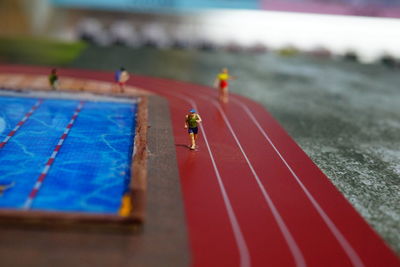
[{"x1": 188, "y1": 127, "x2": 198, "y2": 134}]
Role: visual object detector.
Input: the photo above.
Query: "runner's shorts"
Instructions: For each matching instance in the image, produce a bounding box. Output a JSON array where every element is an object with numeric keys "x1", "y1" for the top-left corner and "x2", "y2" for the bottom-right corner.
[
  {"x1": 219, "y1": 80, "x2": 228, "y2": 89},
  {"x1": 188, "y1": 127, "x2": 198, "y2": 134}
]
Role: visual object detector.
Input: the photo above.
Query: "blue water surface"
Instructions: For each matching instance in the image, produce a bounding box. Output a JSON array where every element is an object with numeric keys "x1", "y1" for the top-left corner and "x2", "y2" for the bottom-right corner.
[
  {"x1": 0, "y1": 96, "x2": 37, "y2": 140},
  {"x1": 0, "y1": 95, "x2": 136, "y2": 214}
]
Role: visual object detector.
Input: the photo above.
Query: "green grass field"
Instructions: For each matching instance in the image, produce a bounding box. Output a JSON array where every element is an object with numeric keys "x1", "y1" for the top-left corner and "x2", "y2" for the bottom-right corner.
[{"x1": 0, "y1": 37, "x2": 86, "y2": 66}]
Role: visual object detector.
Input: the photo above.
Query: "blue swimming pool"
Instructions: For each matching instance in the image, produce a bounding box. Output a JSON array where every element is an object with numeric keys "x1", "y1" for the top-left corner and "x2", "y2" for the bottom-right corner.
[{"x1": 0, "y1": 94, "x2": 137, "y2": 214}]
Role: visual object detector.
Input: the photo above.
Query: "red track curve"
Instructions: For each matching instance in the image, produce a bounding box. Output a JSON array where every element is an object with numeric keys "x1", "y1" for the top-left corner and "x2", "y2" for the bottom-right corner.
[{"x1": 0, "y1": 65, "x2": 398, "y2": 267}]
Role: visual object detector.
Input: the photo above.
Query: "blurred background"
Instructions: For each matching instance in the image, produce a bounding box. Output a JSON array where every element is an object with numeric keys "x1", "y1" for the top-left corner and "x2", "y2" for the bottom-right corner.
[
  {"x1": 1, "y1": 0, "x2": 400, "y2": 61},
  {"x1": 0, "y1": 0, "x2": 399, "y2": 255}
]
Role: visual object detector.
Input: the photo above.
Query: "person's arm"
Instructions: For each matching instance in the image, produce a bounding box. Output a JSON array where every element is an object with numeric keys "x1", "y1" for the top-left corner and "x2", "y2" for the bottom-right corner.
[
  {"x1": 213, "y1": 76, "x2": 219, "y2": 88},
  {"x1": 184, "y1": 115, "x2": 188, "y2": 128},
  {"x1": 121, "y1": 71, "x2": 129, "y2": 82},
  {"x1": 196, "y1": 114, "x2": 202, "y2": 123}
]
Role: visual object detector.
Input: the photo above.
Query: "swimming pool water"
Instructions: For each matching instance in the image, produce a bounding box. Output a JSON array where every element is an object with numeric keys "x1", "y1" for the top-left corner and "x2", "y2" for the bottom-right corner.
[{"x1": 0, "y1": 95, "x2": 137, "y2": 214}]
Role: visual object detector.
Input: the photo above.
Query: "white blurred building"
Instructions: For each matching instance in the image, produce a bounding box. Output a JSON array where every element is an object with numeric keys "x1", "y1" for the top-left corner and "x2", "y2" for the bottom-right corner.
[{"x1": 1, "y1": 0, "x2": 400, "y2": 62}]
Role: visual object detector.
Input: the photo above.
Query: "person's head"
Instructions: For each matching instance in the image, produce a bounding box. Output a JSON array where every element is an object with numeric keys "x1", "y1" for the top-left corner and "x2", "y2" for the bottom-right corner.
[
  {"x1": 189, "y1": 108, "x2": 196, "y2": 114},
  {"x1": 51, "y1": 68, "x2": 57, "y2": 74},
  {"x1": 120, "y1": 67, "x2": 125, "y2": 71},
  {"x1": 222, "y1": 67, "x2": 228, "y2": 73}
]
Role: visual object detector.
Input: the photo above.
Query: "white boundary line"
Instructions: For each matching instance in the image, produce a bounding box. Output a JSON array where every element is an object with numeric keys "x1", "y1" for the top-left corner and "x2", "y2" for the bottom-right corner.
[
  {"x1": 203, "y1": 96, "x2": 307, "y2": 267},
  {"x1": 169, "y1": 92, "x2": 251, "y2": 267},
  {"x1": 231, "y1": 97, "x2": 364, "y2": 267}
]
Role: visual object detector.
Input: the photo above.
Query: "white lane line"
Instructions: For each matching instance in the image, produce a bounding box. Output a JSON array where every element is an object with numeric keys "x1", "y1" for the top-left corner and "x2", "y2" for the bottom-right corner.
[
  {"x1": 204, "y1": 96, "x2": 306, "y2": 267},
  {"x1": 231, "y1": 97, "x2": 364, "y2": 267},
  {"x1": 50, "y1": 151, "x2": 57, "y2": 159},
  {"x1": 42, "y1": 165, "x2": 51, "y2": 175},
  {"x1": 168, "y1": 92, "x2": 251, "y2": 267}
]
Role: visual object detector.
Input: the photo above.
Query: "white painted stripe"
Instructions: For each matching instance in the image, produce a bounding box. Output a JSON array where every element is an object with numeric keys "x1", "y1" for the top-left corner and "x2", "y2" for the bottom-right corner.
[
  {"x1": 34, "y1": 182, "x2": 42, "y2": 190},
  {"x1": 12, "y1": 126, "x2": 20, "y2": 132},
  {"x1": 42, "y1": 165, "x2": 51, "y2": 174},
  {"x1": 57, "y1": 139, "x2": 64, "y2": 146},
  {"x1": 209, "y1": 98, "x2": 306, "y2": 267},
  {"x1": 231, "y1": 97, "x2": 364, "y2": 267},
  {"x1": 169, "y1": 92, "x2": 251, "y2": 267},
  {"x1": 3, "y1": 136, "x2": 11, "y2": 143},
  {"x1": 22, "y1": 199, "x2": 33, "y2": 210},
  {"x1": 50, "y1": 151, "x2": 57, "y2": 159}
]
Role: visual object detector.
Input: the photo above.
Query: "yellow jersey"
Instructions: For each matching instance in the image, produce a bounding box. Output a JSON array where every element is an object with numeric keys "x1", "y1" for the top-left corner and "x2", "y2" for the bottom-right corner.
[{"x1": 218, "y1": 73, "x2": 230, "y2": 81}]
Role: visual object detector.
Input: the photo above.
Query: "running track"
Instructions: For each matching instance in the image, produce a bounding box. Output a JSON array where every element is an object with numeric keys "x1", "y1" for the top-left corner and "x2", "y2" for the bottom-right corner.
[{"x1": 0, "y1": 65, "x2": 398, "y2": 267}]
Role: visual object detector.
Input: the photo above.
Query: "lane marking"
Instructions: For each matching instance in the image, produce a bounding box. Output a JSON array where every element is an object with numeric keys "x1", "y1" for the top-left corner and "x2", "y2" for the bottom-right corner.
[
  {"x1": 204, "y1": 96, "x2": 306, "y2": 267},
  {"x1": 0, "y1": 99, "x2": 43, "y2": 149},
  {"x1": 231, "y1": 97, "x2": 364, "y2": 267},
  {"x1": 22, "y1": 101, "x2": 84, "y2": 210},
  {"x1": 167, "y1": 92, "x2": 251, "y2": 267}
]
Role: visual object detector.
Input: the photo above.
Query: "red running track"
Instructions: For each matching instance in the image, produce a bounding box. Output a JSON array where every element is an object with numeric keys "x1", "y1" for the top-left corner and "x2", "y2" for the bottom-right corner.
[{"x1": 0, "y1": 65, "x2": 399, "y2": 267}]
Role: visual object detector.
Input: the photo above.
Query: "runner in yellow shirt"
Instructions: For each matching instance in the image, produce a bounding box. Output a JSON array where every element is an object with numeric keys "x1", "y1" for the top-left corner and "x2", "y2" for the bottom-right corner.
[{"x1": 214, "y1": 68, "x2": 236, "y2": 103}]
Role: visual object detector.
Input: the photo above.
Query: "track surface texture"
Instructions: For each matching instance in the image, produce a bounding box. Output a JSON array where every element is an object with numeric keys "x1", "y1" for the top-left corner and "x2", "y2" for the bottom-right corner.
[{"x1": 0, "y1": 65, "x2": 399, "y2": 267}]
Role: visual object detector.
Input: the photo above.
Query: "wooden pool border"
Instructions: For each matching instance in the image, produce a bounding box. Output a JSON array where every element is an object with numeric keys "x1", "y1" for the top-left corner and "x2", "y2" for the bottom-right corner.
[{"x1": 0, "y1": 75, "x2": 149, "y2": 231}]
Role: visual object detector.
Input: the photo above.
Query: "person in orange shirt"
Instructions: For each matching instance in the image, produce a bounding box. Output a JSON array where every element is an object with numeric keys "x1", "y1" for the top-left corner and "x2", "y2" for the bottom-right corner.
[{"x1": 214, "y1": 68, "x2": 236, "y2": 103}]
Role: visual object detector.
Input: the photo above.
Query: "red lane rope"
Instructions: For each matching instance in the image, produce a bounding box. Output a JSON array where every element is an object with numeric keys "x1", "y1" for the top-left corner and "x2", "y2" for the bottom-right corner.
[
  {"x1": 0, "y1": 99, "x2": 43, "y2": 149},
  {"x1": 22, "y1": 101, "x2": 84, "y2": 210}
]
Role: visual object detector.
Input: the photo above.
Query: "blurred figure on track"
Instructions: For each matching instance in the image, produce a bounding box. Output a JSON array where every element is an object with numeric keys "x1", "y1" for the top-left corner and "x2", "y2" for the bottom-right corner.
[
  {"x1": 214, "y1": 68, "x2": 236, "y2": 103},
  {"x1": 48, "y1": 68, "x2": 59, "y2": 90},
  {"x1": 185, "y1": 109, "x2": 202, "y2": 150},
  {"x1": 114, "y1": 67, "x2": 130, "y2": 93}
]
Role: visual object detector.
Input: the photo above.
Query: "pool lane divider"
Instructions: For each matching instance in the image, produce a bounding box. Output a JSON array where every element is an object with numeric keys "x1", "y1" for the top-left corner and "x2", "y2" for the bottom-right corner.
[
  {"x1": 23, "y1": 101, "x2": 84, "y2": 210},
  {"x1": 0, "y1": 99, "x2": 43, "y2": 149}
]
